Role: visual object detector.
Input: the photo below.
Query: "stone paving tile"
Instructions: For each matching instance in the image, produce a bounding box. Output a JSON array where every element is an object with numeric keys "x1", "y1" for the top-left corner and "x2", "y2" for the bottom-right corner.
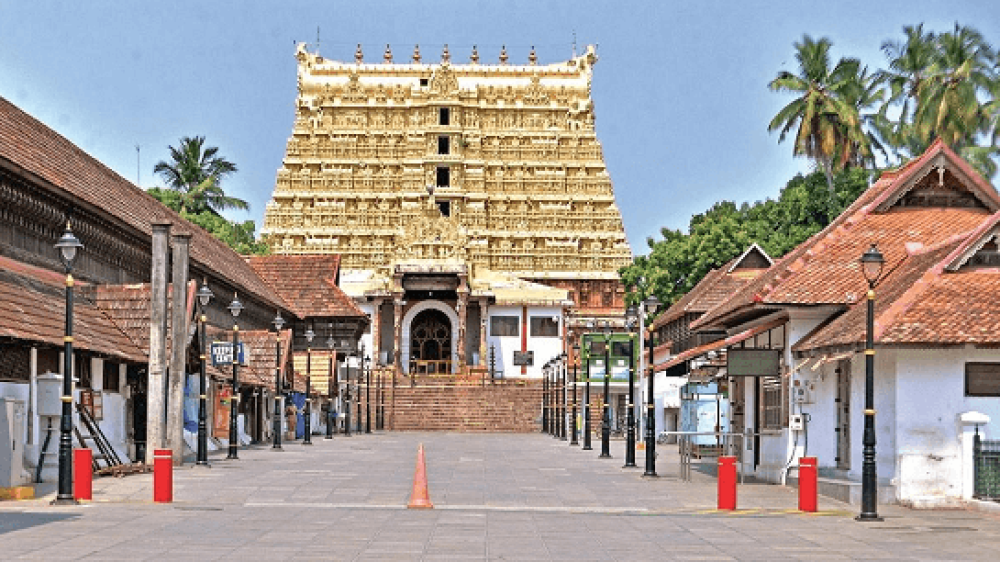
[{"x1": 5, "y1": 433, "x2": 1000, "y2": 561}]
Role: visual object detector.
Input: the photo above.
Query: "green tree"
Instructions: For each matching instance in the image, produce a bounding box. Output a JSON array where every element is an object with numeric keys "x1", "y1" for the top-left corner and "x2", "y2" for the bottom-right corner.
[
  {"x1": 768, "y1": 35, "x2": 873, "y2": 191},
  {"x1": 147, "y1": 187, "x2": 269, "y2": 255},
  {"x1": 153, "y1": 136, "x2": 246, "y2": 215}
]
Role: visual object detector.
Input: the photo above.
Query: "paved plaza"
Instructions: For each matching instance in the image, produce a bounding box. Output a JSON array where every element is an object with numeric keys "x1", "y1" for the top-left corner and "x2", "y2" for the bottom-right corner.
[{"x1": 2, "y1": 433, "x2": 1000, "y2": 561}]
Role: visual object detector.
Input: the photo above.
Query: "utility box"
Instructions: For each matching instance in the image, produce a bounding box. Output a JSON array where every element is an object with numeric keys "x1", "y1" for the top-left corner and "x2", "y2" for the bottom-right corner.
[
  {"x1": 37, "y1": 372, "x2": 64, "y2": 418},
  {"x1": 0, "y1": 398, "x2": 27, "y2": 487}
]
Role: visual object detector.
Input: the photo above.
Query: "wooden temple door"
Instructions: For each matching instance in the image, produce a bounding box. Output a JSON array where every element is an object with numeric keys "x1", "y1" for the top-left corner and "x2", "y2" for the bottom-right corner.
[{"x1": 410, "y1": 309, "x2": 453, "y2": 374}]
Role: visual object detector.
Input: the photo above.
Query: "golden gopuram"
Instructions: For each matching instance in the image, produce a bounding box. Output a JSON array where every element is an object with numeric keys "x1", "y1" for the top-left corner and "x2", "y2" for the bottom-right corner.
[{"x1": 263, "y1": 43, "x2": 632, "y2": 379}]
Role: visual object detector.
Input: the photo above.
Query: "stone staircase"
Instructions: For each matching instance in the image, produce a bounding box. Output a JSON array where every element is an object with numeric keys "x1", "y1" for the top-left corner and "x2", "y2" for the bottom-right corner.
[{"x1": 384, "y1": 378, "x2": 543, "y2": 432}]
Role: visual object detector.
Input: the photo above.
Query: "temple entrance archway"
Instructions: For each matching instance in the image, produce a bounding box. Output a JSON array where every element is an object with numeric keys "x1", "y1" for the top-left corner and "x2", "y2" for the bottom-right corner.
[{"x1": 401, "y1": 300, "x2": 459, "y2": 374}]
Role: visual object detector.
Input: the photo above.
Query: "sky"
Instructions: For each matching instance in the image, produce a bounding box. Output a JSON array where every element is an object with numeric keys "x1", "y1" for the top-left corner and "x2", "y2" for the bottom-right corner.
[{"x1": 2, "y1": 1, "x2": 998, "y2": 255}]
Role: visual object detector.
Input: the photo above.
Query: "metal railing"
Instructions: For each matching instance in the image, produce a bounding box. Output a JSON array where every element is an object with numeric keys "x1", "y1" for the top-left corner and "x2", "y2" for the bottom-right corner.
[
  {"x1": 660, "y1": 430, "x2": 783, "y2": 483},
  {"x1": 974, "y1": 434, "x2": 1000, "y2": 500}
]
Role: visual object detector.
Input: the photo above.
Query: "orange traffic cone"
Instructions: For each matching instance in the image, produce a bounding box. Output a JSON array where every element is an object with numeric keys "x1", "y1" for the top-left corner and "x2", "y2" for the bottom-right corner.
[{"x1": 407, "y1": 443, "x2": 433, "y2": 509}]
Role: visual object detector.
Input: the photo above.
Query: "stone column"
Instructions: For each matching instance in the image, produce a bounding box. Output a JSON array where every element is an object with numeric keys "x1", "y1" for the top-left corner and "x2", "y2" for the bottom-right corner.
[
  {"x1": 393, "y1": 298, "x2": 403, "y2": 375},
  {"x1": 479, "y1": 298, "x2": 489, "y2": 368},
  {"x1": 371, "y1": 298, "x2": 383, "y2": 367},
  {"x1": 147, "y1": 220, "x2": 171, "y2": 464},
  {"x1": 456, "y1": 275, "x2": 468, "y2": 374},
  {"x1": 167, "y1": 231, "x2": 191, "y2": 464}
]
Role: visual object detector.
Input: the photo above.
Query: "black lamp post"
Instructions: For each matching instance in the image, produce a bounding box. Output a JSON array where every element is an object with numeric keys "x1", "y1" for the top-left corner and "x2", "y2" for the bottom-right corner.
[
  {"x1": 542, "y1": 362, "x2": 549, "y2": 434},
  {"x1": 344, "y1": 352, "x2": 352, "y2": 437},
  {"x1": 226, "y1": 294, "x2": 244, "y2": 460},
  {"x1": 559, "y1": 354, "x2": 567, "y2": 440},
  {"x1": 600, "y1": 320, "x2": 612, "y2": 459},
  {"x1": 53, "y1": 222, "x2": 82, "y2": 505},
  {"x1": 365, "y1": 350, "x2": 372, "y2": 434},
  {"x1": 303, "y1": 327, "x2": 315, "y2": 445},
  {"x1": 270, "y1": 310, "x2": 285, "y2": 451},
  {"x1": 571, "y1": 343, "x2": 580, "y2": 445},
  {"x1": 624, "y1": 305, "x2": 638, "y2": 468},
  {"x1": 356, "y1": 351, "x2": 365, "y2": 434},
  {"x1": 326, "y1": 331, "x2": 335, "y2": 439},
  {"x1": 583, "y1": 322, "x2": 594, "y2": 451},
  {"x1": 378, "y1": 368, "x2": 386, "y2": 430},
  {"x1": 858, "y1": 243, "x2": 885, "y2": 521},
  {"x1": 196, "y1": 280, "x2": 214, "y2": 463},
  {"x1": 643, "y1": 294, "x2": 661, "y2": 478}
]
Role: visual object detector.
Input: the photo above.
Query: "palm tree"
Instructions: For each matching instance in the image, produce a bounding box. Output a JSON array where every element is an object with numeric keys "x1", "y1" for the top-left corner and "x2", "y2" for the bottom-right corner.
[
  {"x1": 768, "y1": 35, "x2": 872, "y2": 192},
  {"x1": 153, "y1": 136, "x2": 246, "y2": 215},
  {"x1": 877, "y1": 24, "x2": 938, "y2": 161}
]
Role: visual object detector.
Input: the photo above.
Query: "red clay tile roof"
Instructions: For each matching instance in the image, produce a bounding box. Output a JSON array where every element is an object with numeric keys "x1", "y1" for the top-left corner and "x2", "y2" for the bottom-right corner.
[
  {"x1": 650, "y1": 255, "x2": 768, "y2": 331},
  {"x1": 693, "y1": 140, "x2": 1000, "y2": 331},
  {"x1": 90, "y1": 282, "x2": 194, "y2": 357},
  {"x1": 653, "y1": 317, "x2": 786, "y2": 373},
  {"x1": 0, "y1": 96, "x2": 282, "y2": 308},
  {"x1": 0, "y1": 256, "x2": 145, "y2": 362},
  {"x1": 795, "y1": 211, "x2": 1000, "y2": 351},
  {"x1": 247, "y1": 255, "x2": 365, "y2": 319}
]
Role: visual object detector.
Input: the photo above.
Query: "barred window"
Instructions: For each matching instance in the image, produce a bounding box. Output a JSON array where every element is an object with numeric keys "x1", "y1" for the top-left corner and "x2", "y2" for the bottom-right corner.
[
  {"x1": 761, "y1": 375, "x2": 786, "y2": 429},
  {"x1": 966, "y1": 363, "x2": 1000, "y2": 397},
  {"x1": 530, "y1": 317, "x2": 559, "y2": 338},
  {"x1": 490, "y1": 316, "x2": 520, "y2": 337}
]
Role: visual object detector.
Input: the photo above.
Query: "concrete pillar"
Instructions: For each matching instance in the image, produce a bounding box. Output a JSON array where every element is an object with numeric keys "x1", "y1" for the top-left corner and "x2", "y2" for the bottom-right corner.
[
  {"x1": 456, "y1": 288, "x2": 468, "y2": 374},
  {"x1": 146, "y1": 220, "x2": 171, "y2": 464},
  {"x1": 371, "y1": 299, "x2": 382, "y2": 368},
  {"x1": 167, "y1": 232, "x2": 192, "y2": 464},
  {"x1": 479, "y1": 298, "x2": 488, "y2": 368},
  {"x1": 393, "y1": 297, "x2": 403, "y2": 374},
  {"x1": 960, "y1": 411, "x2": 990, "y2": 500}
]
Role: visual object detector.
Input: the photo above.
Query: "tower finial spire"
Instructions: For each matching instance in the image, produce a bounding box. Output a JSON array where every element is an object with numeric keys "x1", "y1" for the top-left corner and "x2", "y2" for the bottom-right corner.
[
  {"x1": 441, "y1": 44, "x2": 450, "y2": 63},
  {"x1": 412, "y1": 44, "x2": 421, "y2": 64},
  {"x1": 528, "y1": 46, "x2": 537, "y2": 65},
  {"x1": 355, "y1": 43, "x2": 363, "y2": 64},
  {"x1": 499, "y1": 44, "x2": 508, "y2": 65},
  {"x1": 383, "y1": 44, "x2": 393, "y2": 63},
  {"x1": 470, "y1": 45, "x2": 479, "y2": 64}
]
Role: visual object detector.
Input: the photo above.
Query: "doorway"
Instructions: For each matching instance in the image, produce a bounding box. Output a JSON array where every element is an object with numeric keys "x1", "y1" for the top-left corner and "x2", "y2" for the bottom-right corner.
[
  {"x1": 835, "y1": 360, "x2": 851, "y2": 470},
  {"x1": 410, "y1": 308, "x2": 452, "y2": 374}
]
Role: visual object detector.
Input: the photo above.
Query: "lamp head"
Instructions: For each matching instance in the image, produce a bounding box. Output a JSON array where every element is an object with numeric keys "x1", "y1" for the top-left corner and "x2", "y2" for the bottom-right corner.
[
  {"x1": 304, "y1": 326, "x2": 315, "y2": 343},
  {"x1": 860, "y1": 244, "x2": 885, "y2": 285},
  {"x1": 54, "y1": 222, "x2": 83, "y2": 271},
  {"x1": 643, "y1": 294, "x2": 661, "y2": 315},
  {"x1": 227, "y1": 293, "x2": 244, "y2": 318},
  {"x1": 326, "y1": 335, "x2": 335, "y2": 349},
  {"x1": 625, "y1": 304, "x2": 638, "y2": 326},
  {"x1": 272, "y1": 311, "x2": 285, "y2": 331},
  {"x1": 197, "y1": 278, "x2": 214, "y2": 307},
  {"x1": 572, "y1": 342, "x2": 580, "y2": 354}
]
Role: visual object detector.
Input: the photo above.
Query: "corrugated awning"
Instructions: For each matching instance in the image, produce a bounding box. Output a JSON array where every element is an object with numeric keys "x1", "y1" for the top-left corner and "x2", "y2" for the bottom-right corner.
[{"x1": 652, "y1": 318, "x2": 785, "y2": 374}]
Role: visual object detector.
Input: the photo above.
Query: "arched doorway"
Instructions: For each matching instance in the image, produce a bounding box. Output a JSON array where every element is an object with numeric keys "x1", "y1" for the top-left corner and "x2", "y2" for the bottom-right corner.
[{"x1": 410, "y1": 308, "x2": 452, "y2": 374}]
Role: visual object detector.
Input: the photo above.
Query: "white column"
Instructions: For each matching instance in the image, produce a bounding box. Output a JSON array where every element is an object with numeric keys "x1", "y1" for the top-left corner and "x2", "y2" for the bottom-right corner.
[
  {"x1": 960, "y1": 411, "x2": 990, "y2": 500},
  {"x1": 28, "y1": 347, "x2": 38, "y2": 446}
]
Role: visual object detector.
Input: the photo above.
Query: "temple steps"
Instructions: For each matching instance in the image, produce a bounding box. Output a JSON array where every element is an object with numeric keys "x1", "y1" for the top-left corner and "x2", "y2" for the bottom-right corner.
[{"x1": 384, "y1": 381, "x2": 543, "y2": 432}]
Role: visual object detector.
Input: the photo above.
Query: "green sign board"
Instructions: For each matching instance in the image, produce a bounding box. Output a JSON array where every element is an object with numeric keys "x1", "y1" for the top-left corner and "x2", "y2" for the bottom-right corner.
[{"x1": 727, "y1": 348, "x2": 781, "y2": 377}]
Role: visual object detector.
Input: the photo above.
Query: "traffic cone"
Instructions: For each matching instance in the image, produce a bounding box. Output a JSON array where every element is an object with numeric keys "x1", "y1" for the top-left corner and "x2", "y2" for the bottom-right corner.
[{"x1": 407, "y1": 443, "x2": 433, "y2": 509}]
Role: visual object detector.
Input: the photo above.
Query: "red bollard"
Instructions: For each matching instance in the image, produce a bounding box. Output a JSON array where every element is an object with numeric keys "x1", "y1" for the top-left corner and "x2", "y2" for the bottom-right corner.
[
  {"x1": 798, "y1": 456, "x2": 818, "y2": 512},
  {"x1": 153, "y1": 449, "x2": 173, "y2": 503},
  {"x1": 73, "y1": 448, "x2": 92, "y2": 501},
  {"x1": 718, "y1": 456, "x2": 737, "y2": 510}
]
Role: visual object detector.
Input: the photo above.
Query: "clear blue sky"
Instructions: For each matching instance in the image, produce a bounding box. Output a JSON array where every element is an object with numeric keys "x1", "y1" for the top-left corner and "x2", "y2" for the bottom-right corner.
[{"x1": 2, "y1": 1, "x2": 997, "y2": 255}]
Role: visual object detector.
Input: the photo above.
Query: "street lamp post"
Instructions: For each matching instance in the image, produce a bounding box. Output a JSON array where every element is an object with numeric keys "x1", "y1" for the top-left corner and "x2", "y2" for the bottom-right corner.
[
  {"x1": 196, "y1": 280, "x2": 214, "y2": 463},
  {"x1": 560, "y1": 354, "x2": 567, "y2": 441},
  {"x1": 600, "y1": 321, "x2": 612, "y2": 459},
  {"x1": 344, "y1": 352, "x2": 352, "y2": 437},
  {"x1": 366, "y1": 351, "x2": 372, "y2": 434},
  {"x1": 53, "y1": 222, "x2": 82, "y2": 505},
  {"x1": 542, "y1": 362, "x2": 549, "y2": 434},
  {"x1": 226, "y1": 294, "x2": 244, "y2": 460},
  {"x1": 356, "y1": 352, "x2": 365, "y2": 434},
  {"x1": 303, "y1": 327, "x2": 315, "y2": 445},
  {"x1": 858, "y1": 244, "x2": 885, "y2": 522},
  {"x1": 571, "y1": 343, "x2": 580, "y2": 446},
  {"x1": 326, "y1": 331, "x2": 335, "y2": 439},
  {"x1": 643, "y1": 294, "x2": 661, "y2": 477},
  {"x1": 583, "y1": 335, "x2": 593, "y2": 451},
  {"x1": 270, "y1": 310, "x2": 284, "y2": 451},
  {"x1": 624, "y1": 306, "x2": 638, "y2": 468}
]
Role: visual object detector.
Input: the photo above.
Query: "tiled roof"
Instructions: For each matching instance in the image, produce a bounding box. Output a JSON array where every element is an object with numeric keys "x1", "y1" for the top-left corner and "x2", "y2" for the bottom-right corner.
[
  {"x1": 795, "y1": 211, "x2": 1000, "y2": 351},
  {"x1": 0, "y1": 256, "x2": 145, "y2": 362},
  {"x1": 653, "y1": 318, "x2": 785, "y2": 373},
  {"x1": 650, "y1": 255, "x2": 768, "y2": 331},
  {"x1": 693, "y1": 140, "x2": 1000, "y2": 331},
  {"x1": 246, "y1": 255, "x2": 365, "y2": 319},
  {"x1": 90, "y1": 282, "x2": 195, "y2": 357},
  {"x1": 0, "y1": 96, "x2": 282, "y2": 308}
]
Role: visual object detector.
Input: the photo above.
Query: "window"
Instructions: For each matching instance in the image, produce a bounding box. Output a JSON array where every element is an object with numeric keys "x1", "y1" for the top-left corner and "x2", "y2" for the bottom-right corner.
[
  {"x1": 611, "y1": 340, "x2": 633, "y2": 358},
  {"x1": 761, "y1": 375, "x2": 786, "y2": 429},
  {"x1": 966, "y1": 363, "x2": 1000, "y2": 396},
  {"x1": 420, "y1": 78, "x2": 429, "y2": 87},
  {"x1": 490, "y1": 316, "x2": 520, "y2": 337},
  {"x1": 530, "y1": 317, "x2": 559, "y2": 338},
  {"x1": 103, "y1": 361, "x2": 120, "y2": 392},
  {"x1": 436, "y1": 200, "x2": 451, "y2": 217},
  {"x1": 439, "y1": 107, "x2": 450, "y2": 125},
  {"x1": 602, "y1": 291, "x2": 614, "y2": 308},
  {"x1": 436, "y1": 166, "x2": 450, "y2": 187},
  {"x1": 438, "y1": 136, "x2": 450, "y2": 155}
]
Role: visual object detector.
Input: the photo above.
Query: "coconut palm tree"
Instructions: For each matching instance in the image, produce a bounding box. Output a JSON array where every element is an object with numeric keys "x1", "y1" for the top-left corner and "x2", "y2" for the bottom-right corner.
[
  {"x1": 153, "y1": 136, "x2": 246, "y2": 215},
  {"x1": 877, "y1": 24, "x2": 938, "y2": 161},
  {"x1": 768, "y1": 35, "x2": 872, "y2": 192}
]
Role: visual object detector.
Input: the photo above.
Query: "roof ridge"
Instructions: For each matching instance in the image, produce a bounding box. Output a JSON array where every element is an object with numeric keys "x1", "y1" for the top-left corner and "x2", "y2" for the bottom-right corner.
[{"x1": 873, "y1": 239, "x2": 963, "y2": 340}]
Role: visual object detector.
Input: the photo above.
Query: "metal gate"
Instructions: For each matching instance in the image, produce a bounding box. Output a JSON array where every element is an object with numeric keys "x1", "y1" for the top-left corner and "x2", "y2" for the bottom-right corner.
[{"x1": 974, "y1": 431, "x2": 1000, "y2": 500}]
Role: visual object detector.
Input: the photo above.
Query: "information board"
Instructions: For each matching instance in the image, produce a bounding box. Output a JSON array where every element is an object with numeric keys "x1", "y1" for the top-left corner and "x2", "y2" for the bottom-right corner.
[{"x1": 727, "y1": 348, "x2": 781, "y2": 377}]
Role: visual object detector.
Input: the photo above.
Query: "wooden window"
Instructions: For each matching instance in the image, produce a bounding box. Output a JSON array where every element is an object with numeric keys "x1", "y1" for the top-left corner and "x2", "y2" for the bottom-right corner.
[
  {"x1": 761, "y1": 375, "x2": 785, "y2": 429},
  {"x1": 439, "y1": 107, "x2": 450, "y2": 125},
  {"x1": 966, "y1": 363, "x2": 1000, "y2": 397},
  {"x1": 530, "y1": 317, "x2": 559, "y2": 338},
  {"x1": 436, "y1": 166, "x2": 450, "y2": 187},
  {"x1": 102, "y1": 361, "x2": 121, "y2": 393},
  {"x1": 438, "y1": 136, "x2": 450, "y2": 155},
  {"x1": 490, "y1": 316, "x2": 519, "y2": 337},
  {"x1": 602, "y1": 291, "x2": 613, "y2": 308}
]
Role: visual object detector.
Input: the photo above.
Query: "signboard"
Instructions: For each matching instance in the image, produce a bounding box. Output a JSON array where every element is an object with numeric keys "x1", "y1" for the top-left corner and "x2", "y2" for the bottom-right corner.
[
  {"x1": 210, "y1": 342, "x2": 248, "y2": 367},
  {"x1": 727, "y1": 348, "x2": 781, "y2": 377},
  {"x1": 213, "y1": 386, "x2": 231, "y2": 438},
  {"x1": 586, "y1": 359, "x2": 630, "y2": 381},
  {"x1": 513, "y1": 350, "x2": 534, "y2": 366}
]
